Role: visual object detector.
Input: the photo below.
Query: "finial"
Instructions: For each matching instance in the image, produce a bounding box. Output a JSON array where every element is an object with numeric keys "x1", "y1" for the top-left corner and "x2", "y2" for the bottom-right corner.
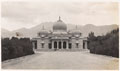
[
  {"x1": 42, "y1": 25, "x2": 44, "y2": 30},
  {"x1": 57, "y1": 16, "x2": 62, "y2": 22},
  {"x1": 76, "y1": 25, "x2": 77, "y2": 29},
  {"x1": 59, "y1": 16, "x2": 61, "y2": 21}
]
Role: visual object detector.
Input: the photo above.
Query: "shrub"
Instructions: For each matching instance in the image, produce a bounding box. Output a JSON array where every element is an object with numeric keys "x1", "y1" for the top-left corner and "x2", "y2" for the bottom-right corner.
[
  {"x1": 2, "y1": 37, "x2": 34, "y2": 61},
  {"x1": 88, "y1": 28, "x2": 119, "y2": 58}
]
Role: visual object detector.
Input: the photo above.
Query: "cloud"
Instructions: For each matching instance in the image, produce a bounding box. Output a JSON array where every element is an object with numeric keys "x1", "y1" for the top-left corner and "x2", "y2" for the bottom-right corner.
[
  {"x1": 2, "y1": 2, "x2": 51, "y2": 24},
  {"x1": 1, "y1": 2, "x2": 119, "y2": 31}
]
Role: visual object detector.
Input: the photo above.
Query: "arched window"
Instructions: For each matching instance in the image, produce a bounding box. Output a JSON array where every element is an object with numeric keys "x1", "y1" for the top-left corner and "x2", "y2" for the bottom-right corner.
[
  {"x1": 83, "y1": 42, "x2": 85, "y2": 49},
  {"x1": 41, "y1": 43, "x2": 44, "y2": 48},
  {"x1": 35, "y1": 42, "x2": 37, "y2": 49},
  {"x1": 59, "y1": 41, "x2": 61, "y2": 49},
  {"x1": 69, "y1": 43, "x2": 72, "y2": 49},
  {"x1": 63, "y1": 41, "x2": 66, "y2": 49},
  {"x1": 48, "y1": 43, "x2": 52, "y2": 49},
  {"x1": 76, "y1": 43, "x2": 79, "y2": 48},
  {"x1": 54, "y1": 41, "x2": 57, "y2": 49}
]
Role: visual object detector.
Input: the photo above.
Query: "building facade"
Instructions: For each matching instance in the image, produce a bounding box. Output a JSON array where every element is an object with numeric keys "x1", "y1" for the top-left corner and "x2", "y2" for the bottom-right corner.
[{"x1": 32, "y1": 17, "x2": 88, "y2": 51}]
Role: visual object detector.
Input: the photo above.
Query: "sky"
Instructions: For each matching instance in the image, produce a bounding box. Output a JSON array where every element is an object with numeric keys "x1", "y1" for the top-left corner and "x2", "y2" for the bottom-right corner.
[{"x1": 1, "y1": 2, "x2": 119, "y2": 31}]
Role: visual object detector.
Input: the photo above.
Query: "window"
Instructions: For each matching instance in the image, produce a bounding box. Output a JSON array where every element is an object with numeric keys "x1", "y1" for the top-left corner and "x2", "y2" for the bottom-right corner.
[
  {"x1": 76, "y1": 43, "x2": 79, "y2": 48},
  {"x1": 48, "y1": 43, "x2": 52, "y2": 49},
  {"x1": 35, "y1": 42, "x2": 37, "y2": 49},
  {"x1": 69, "y1": 43, "x2": 72, "y2": 49},
  {"x1": 83, "y1": 42, "x2": 85, "y2": 49},
  {"x1": 41, "y1": 43, "x2": 44, "y2": 48}
]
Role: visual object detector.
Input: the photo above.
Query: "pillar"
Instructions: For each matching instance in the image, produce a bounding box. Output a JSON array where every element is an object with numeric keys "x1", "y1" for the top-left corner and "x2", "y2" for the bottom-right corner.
[
  {"x1": 57, "y1": 41, "x2": 59, "y2": 49},
  {"x1": 61, "y1": 41, "x2": 63, "y2": 49},
  {"x1": 85, "y1": 41, "x2": 87, "y2": 49},
  {"x1": 66, "y1": 41, "x2": 68, "y2": 49},
  {"x1": 52, "y1": 41, "x2": 54, "y2": 49}
]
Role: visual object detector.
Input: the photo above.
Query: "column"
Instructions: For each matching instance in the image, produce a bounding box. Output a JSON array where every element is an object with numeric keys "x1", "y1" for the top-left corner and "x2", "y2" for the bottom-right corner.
[
  {"x1": 52, "y1": 41, "x2": 54, "y2": 49},
  {"x1": 85, "y1": 41, "x2": 87, "y2": 49},
  {"x1": 61, "y1": 41, "x2": 63, "y2": 49},
  {"x1": 57, "y1": 41, "x2": 59, "y2": 49},
  {"x1": 66, "y1": 41, "x2": 68, "y2": 49},
  {"x1": 51, "y1": 41, "x2": 53, "y2": 49}
]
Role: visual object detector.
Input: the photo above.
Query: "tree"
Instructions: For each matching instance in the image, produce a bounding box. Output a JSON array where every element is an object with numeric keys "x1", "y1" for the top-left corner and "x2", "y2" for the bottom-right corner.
[
  {"x1": 88, "y1": 28, "x2": 119, "y2": 58},
  {"x1": 2, "y1": 37, "x2": 34, "y2": 61}
]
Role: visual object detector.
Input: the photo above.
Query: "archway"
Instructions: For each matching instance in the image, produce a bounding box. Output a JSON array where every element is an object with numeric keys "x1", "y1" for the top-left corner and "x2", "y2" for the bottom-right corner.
[
  {"x1": 59, "y1": 41, "x2": 61, "y2": 49},
  {"x1": 48, "y1": 43, "x2": 52, "y2": 49},
  {"x1": 76, "y1": 43, "x2": 79, "y2": 48},
  {"x1": 41, "y1": 43, "x2": 44, "y2": 48},
  {"x1": 69, "y1": 43, "x2": 72, "y2": 49},
  {"x1": 63, "y1": 41, "x2": 66, "y2": 49},
  {"x1": 54, "y1": 41, "x2": 57, "y2": 49},
  {"x1": 83, "y1": 42, "x2": 85, "y2": 49},
  {"x1": 34, "y1": 42, "x2": 37, "y2": 49}
]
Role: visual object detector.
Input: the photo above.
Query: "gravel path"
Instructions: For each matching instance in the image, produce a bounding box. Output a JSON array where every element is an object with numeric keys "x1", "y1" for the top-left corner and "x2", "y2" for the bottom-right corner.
[{"x1": 2, "y1": 51, "x2": 119, "y2": 70}]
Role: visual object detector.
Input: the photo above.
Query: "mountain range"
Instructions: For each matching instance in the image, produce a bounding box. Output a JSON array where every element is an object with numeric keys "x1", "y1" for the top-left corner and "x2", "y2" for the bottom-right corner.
[{"x1": 1, "y1": 22, "x2": 118, "y2": 38}]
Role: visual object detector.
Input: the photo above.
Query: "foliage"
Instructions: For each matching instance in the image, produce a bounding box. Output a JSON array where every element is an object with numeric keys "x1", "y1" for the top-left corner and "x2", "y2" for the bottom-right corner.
[
  {"x1": 2, "y1": 37, "x2": 34, "y2": 61},
  {"x1": 88, "y1": 28, "x2": 119, "y2": 58}
]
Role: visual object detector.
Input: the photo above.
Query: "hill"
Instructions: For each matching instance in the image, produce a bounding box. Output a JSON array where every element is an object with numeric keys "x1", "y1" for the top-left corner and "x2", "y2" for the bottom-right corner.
[{"x1": 1, "y1": 22, "x2": 118, "y2": 38}]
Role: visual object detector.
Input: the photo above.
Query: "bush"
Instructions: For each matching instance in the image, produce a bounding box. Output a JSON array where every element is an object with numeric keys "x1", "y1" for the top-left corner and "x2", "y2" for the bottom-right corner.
[
  {"x1": 88, "y1": 28, "x2": 119, "y2": 58},
  {"x1": 2, "y1": 37, "x2": 34, "y2": 61}
]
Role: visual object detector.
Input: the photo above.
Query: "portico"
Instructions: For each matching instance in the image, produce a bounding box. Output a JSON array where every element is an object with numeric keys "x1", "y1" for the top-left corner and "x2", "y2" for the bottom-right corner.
[{"x1": 51, "y1": 39, "x2": 69, "y2": 50}]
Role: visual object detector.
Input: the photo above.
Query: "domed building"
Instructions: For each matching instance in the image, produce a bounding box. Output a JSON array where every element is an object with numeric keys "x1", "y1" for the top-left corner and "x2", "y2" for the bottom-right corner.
[{"x1": 32, "y1": 17, "x2": 88, "y2": 51}]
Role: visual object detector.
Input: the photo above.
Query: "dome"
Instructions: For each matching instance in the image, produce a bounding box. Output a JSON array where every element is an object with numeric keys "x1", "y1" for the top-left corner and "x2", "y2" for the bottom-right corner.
[
  {"x1": 69, "y1": 30, "x2": 81, "y2": 34},
  {"x1": 68, "y1": 26, "x2": 81, "y2": 34},
  {"x1": 38, "y1": 26, "x2": 50, "y2": 34},
  {"x1": 39, "y1": 30, "x2": 49, "y2": 34},
  {"x1": 52, "y1": 31, "x2": 67, "y2": 35},
  {"x1": 68, "y1": 29, "x2": 82, "y2": 37},
  {"x1": 53, "y1": 16, "x2": 67, "y2": 31}
]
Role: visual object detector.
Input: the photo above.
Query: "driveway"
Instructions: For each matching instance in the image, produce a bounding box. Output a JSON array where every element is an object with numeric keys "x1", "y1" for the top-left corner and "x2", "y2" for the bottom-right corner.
[{"x1": 2, "y1": 51, "x2": 119, "y2": 70}]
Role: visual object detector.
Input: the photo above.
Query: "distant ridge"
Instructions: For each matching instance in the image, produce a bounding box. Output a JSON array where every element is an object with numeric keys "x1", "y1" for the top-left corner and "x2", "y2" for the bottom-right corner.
[{"x1": 1, "y1": 22, "x2": 119, "y2": 38}]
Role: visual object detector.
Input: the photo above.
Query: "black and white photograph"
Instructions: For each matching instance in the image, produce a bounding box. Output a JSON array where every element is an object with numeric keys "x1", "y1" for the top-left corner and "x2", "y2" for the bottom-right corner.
[{"x1": 1, "y1": 0, "x2": 119, "y2": 70}]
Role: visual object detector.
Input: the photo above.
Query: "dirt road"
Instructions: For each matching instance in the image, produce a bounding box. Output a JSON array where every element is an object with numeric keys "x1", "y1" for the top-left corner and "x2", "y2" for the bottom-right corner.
[{"x1": 2, "y1": 51, "x2": 119, "y2": 70}]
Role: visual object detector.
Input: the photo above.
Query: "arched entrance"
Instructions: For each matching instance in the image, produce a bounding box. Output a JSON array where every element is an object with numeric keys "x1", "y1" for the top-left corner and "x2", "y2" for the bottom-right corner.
[
  {"x1": 59, "y1": 41, "x2": 61, "y2": 49},
  {"x1": 34, "y1": 42, "x2": 37, "y2": 49},
  {"x1": 63, "y1": 41, "x2": 66, "y2": 49},
  {"x1": 76, "y1": 43, "x2": 79, "y2": 48},
  {"x1": 69, "y1": 43, "x2": 72, "y2": 49},
  {"x1": 83, "y1": 42, "x2": 85, "y2": 49},
  {"x1": 48, "y1": 43, "x2": 52, "y2": 49},
  {"x1": 54, "y1": 41, "x2": 57, "y2": 49}
]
